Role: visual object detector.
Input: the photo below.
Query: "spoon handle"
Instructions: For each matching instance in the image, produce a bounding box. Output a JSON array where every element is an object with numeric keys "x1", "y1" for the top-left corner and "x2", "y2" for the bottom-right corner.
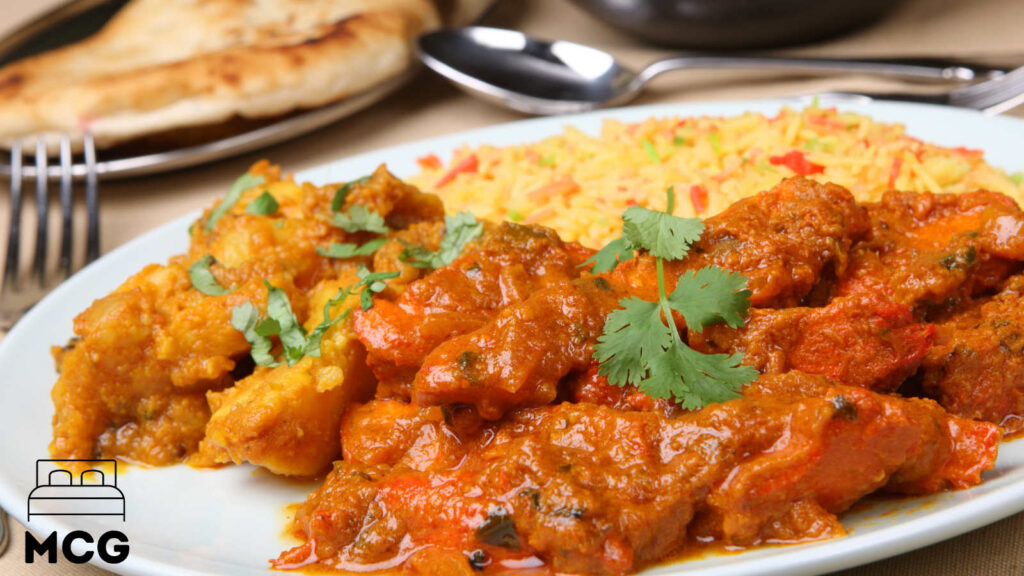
[{"x1": 637, "y1": 55, "x2": 1006, "y2": 85}]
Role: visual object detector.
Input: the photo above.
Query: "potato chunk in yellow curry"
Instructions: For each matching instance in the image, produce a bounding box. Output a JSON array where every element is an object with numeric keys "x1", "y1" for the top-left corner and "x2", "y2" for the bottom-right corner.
[{"x1": 50, "y1": 162, "x2": 444, "y2": 476}]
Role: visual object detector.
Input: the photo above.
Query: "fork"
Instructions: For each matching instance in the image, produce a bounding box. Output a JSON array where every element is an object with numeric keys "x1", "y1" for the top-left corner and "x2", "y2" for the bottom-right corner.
[
  {"x1": 0, "y1": 133, "x2": 100, "y2": 332},
  {"x1": 0, "y1": 134, "x2": 98, "y2": 557},
  {"x1": 836, "y1": 64, "x2": 1024, "y2": 115},
  {"x1": 0, "y1": 133, "x2": 99, "y2": 556}
]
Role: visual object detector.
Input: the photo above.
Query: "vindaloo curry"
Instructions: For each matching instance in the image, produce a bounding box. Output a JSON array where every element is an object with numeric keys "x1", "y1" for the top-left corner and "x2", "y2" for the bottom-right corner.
[{"x1": 50, "y1": 163, "x2": 1023, "y2": 574}]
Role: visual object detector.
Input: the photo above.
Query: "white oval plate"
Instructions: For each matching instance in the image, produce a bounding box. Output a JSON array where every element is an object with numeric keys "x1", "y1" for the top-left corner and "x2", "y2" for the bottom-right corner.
[{"x1": 2, "y1": 98, "x2": 1024, "y2": 576}]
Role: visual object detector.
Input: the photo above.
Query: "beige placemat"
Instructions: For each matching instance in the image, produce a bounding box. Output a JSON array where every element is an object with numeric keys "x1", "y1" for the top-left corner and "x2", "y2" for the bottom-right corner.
[{"x1": 2, "y1": 0, "x2": 1024, "y2": 574}]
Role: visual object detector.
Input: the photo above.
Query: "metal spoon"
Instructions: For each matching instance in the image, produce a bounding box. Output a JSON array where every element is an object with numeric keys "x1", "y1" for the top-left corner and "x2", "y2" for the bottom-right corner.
[{"x1": 418, "y1": 26, "x2": 1007, "y2": 115}]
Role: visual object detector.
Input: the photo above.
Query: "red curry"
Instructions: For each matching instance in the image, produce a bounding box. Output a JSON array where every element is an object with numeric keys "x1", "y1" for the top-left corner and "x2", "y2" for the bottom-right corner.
[{"x1": 273, "y1": 176, "x2": 1024, "y2": 575}]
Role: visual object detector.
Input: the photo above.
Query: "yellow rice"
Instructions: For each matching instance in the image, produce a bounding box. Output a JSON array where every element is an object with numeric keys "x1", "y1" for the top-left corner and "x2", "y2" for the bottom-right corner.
[{"x1": 408, "y1": 106, "x2": 1024, "y2": 249}]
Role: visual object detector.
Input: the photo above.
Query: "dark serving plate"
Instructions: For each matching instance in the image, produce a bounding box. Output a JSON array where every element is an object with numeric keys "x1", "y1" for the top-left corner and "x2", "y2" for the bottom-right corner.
[{"x1": 568, "y1": 0, "x2": 904, "y2": 49}]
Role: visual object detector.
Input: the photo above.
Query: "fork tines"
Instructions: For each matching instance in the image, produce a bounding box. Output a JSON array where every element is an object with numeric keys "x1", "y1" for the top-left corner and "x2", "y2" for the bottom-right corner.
[
  {"x1": 957, "y1": 65, "x2": 1024, "y2": 116},
  {"x1": 1, "y1": 133, "x2": 100, "y2": 323}
]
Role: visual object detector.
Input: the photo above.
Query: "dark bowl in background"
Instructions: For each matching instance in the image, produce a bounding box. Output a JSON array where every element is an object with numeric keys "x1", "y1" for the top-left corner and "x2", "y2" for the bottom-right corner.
[{"x1": 568, "y1": 0, "x2": 903, "y2": 49}]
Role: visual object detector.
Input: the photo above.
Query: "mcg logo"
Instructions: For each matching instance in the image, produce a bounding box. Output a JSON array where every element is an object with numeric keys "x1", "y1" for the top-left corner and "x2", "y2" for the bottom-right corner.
[{"x1": 24, "y1": 459, "x2": 130, "y2": 564}]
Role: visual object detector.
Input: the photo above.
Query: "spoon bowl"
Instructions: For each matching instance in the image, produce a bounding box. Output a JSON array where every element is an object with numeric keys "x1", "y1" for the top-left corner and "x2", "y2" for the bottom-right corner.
[
  {"x1": 417, "y1": 27, "x2": 1002, "y2": 115},
  {"x1": 418, "y1": 27, "x2": 638, "y2": 114}
]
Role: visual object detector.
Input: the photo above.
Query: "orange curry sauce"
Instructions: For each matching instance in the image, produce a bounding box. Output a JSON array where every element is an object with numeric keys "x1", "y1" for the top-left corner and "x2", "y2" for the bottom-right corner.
[
  {"x1": 273, "y1": 177, "x2": 1020, "y2": 575},
  {"x1": 47, "y1": 164, "x2": 1022, "y2": 575}
]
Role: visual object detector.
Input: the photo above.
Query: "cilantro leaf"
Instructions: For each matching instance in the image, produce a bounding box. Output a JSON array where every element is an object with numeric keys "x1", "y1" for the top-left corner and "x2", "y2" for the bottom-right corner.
[
  {"x1": 438, "y1": 212, "x2": 484, "y2": 264},
  {"x1": 644, "y1": 344, "x2": 755, "y2": 410},
  {"x1": 621, "y1": 205, "x2": 704, "y2": 261},
  {"x1": 264, "y1": 282, "x2": 309, "y2": 366},
  {"x1": 189, "y1": 254, "x2": 234, "y2": 296},
  {"x1": 303, "y1": 285, "x2": 358, "y2": 357},
  {"x1": 332, "y1": 176, "x2": 371, "y2": 212},
  {"x1": 332, "y1": 205, "x2": 389, "y2": 234},
  {"x1": 254, "y1": 317, "x2": 281, "y2": 337},
  {"x1": 231, "y1": 302, "x2": 279, "y2": 367},
  {"x1": 593, "y1": 297, "x2": 671, "y2": 387},
  {"x1": 581, "y1": 236, "x2": 635, "y2": 274},
  {"x1": 317, "y1": 238, "x2": 388, "y2": 259},
  {"x1": 666, "y1": 267, "x2": 751, "y2": 333},
  {"x1": 231, "y1": 268, "x2": 398, "y2": 367},
  {"x1": 400, "y1": 212, "x2": 482, "y2": 270},
  {"x1": 206, "y1": 172, "x2": 266, "y2": 231},
  {"x1": 356, "y1": 267, "x2": 399, "y2": 310},
  {"x1": 399, "y1": 243, "x2": 435, "y2": 269},
  {"x1": 246, "y1": 191, "x2": 279, "y2": 215},
  {"x1": 590, "y1": 186, "x2": 757, "y2": 410}
]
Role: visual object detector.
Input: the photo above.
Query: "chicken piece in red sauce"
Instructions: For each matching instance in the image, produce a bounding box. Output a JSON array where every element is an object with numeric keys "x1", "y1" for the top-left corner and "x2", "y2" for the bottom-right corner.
[
  {"x1": 568, "y1": 362, "x2": 681, "y2": 416},
  {"x1": 353, "y1": 223, "x2": 592, "y2": 398},
  {"x1": 413, "y1": 277, "x2": 621, "y2": 419},
  {"x1": 610, "y1": 177, "x2": 870, "y2": 308},
  {"x1": 918, "y1": 274, "x2": 1024, "y2": 433},
  {"x1": 690, "y1": 293, "x2": 935, "y2": 392},
  {"x1": 835, "y1": 190, "x2": 1024, "y2": 307},
  {"x1": 277, "y1": 373, "x2": 998, "y2": 576}
]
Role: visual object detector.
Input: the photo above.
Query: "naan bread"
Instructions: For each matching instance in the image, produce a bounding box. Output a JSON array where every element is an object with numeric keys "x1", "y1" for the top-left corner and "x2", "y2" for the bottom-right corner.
[{"x1": 0, "y1": 0, "x2": 439, "y2": 151}]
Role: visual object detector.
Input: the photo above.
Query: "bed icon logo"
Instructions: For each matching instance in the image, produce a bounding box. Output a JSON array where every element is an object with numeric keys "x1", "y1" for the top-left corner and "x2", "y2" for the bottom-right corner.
[
  {"x1": 24, "y1": 460, "x2": 129, "y2": 564},
  {"x1": 27, "y1": 459, "x2": 125, "y2": 521}
]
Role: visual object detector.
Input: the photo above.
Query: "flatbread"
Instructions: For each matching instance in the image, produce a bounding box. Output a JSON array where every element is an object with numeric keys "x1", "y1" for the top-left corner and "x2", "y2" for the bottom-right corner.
[{"x1": 0, "y1": 0, "x2": 439, "y2": 151}]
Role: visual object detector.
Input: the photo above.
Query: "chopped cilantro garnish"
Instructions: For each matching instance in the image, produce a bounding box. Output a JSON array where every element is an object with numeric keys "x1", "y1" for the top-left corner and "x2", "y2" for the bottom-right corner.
[
  {"x1": 507, "y1": 209, "x2": 524, "y2": 223},
  {"x1": 188, "y1": 254, "x2": 234, "y2": 296},
  {"x1": 709, "y1": 132, "x2": 721, "y2": 155},
  {"x1": 587, "y1": 187, "x2": 757, "y2": 409},
  {"x1": 355, "y1": 267, "x2": 400, "y2": 311},
  {"x1": 400, "y1": 212, "x2": 482, "y2": 269},
  {"x1": 302, "y1": 282, "x2": 362, "y2": 358},
  {"x1": 264, "y1": 282, "x2": 308, "y2": 366},
  {"x1": 332, "y1": 205, "x2": 389, "y2": 234},
  {"x1": 1011, "y1": 172, "x2": 1023, "y2": 185},
  {"x1": 246, "y1": 191, "x2": 279, "y2": 215},
  {"x1": 332, "y1": 176, "x2": 371, "y2": 212},
  {"x1": 673, "y1": 135, "x2": 686, "y2": 146},
  {"x1": 231, "y1": 303, "x2": 278, "y2": 367},
  {"x1": 642, "y1": 139, "x2": 660, "y2": 163},
  {"x1": 317, "y1": 238, "x2": 388, "y2": 259},
  {"x1": 231, "y1": 268, "x2": 398, "y2": 367},
  {"x1": 537, "y1": 155, "x2": 556, "y2": 167},
  {"x1": 206, "y1": 172, "x2": 266, "y2": 231}
]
